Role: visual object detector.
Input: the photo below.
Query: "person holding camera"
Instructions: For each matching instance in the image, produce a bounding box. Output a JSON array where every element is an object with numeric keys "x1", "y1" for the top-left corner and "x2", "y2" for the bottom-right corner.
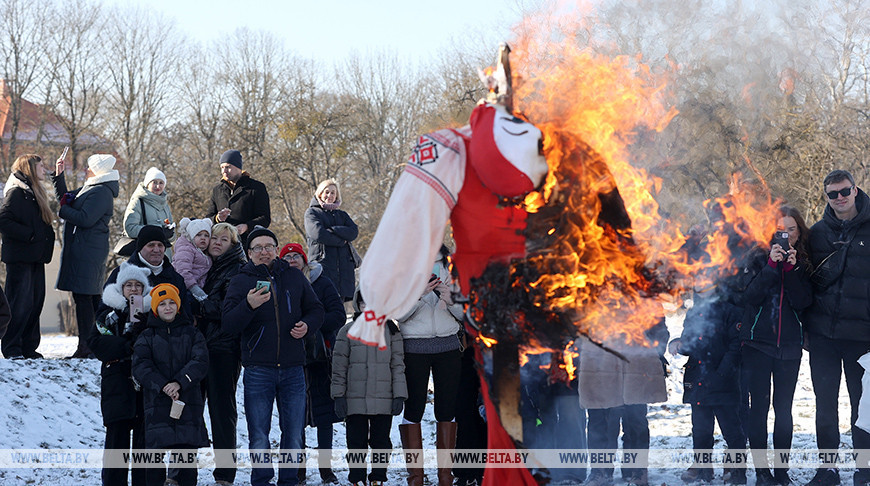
[
  {"x1": 221, "y1": 226, "x2": 324, "y2": 486},
  {"x1": 737, "y1": 205, "x2": 812, "y2": 486},
  {"x1": 396, "y1": 245, "x2": 464, "y2": 486}
]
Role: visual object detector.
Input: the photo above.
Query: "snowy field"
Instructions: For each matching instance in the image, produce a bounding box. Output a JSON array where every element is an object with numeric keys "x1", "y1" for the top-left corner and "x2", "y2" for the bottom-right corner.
[{"x1": 0, "y1": 321, "x2": 857, "y2": 486}]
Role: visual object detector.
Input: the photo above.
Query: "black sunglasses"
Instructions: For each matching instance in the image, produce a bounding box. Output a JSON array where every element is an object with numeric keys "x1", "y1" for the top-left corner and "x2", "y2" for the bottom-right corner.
[{"x1": 826, "y1": 186, "x2": 854, "y2": 199}]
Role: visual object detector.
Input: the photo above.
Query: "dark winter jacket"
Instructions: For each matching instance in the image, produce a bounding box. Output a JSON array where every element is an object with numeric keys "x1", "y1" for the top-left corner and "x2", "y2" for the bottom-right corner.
[
  {"x1": 739, "y1": 249, "x2": 812, "y2": 358},
  {"x1": 678, "y1": 293, "x2": 742, "y2": 406},
  {"x1": 205, "y1": 173, "x2": 271, "y2": 230},
  {"x1": 222, "y1": 258, "x2": 324, "y2": 368},
  {"x1": 304, "y1": 198, "x2": 358, "y2": 299},
  {"x1": 805, "y1": 189, "x2": 870, "y2": 341},
  {"x1": 52, "y1": 172, "x2": 119, "y2": 294},
  {"x1": 195, "y1": 241, "x2": 246, "y2": 354},
  {"x1": 331, "y1": 320, "x2": 407, "y2": 415},
  {"x1": 303, "y1": 262, "x2": 346, "y2": 427},
  {"x1": 104, "y1": 252, "x2": 193, "y2": 319},
  {"x1": 132, "y1": 312, "x2": 210, "y2": 449},
  {"x1": 0, "y1": 172, "x2": 54, "y2": 264},
  {"x1": 89, "y1": 264, "x2": 152, "y2": 426}
]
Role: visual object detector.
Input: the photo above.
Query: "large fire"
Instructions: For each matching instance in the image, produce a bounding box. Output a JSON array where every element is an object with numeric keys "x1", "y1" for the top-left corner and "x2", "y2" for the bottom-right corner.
[{"x1": 469, "y1": 15, "x2": 779, "y2": 355}]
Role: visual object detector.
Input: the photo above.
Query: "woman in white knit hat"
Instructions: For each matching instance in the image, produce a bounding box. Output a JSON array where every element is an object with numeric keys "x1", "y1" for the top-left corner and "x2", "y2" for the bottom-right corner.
[
  {"x1": 122, "y1": 166, "x2": 175, "y2": 258},
  {"x1": 52, "y1": 152, "x2": 121, "y2": 358}
]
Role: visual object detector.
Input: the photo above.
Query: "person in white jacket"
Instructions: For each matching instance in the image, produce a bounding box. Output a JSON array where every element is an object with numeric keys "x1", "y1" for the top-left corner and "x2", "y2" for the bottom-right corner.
[{"x1": 397, "y1": 245, "x2": 464, "y2": 486}]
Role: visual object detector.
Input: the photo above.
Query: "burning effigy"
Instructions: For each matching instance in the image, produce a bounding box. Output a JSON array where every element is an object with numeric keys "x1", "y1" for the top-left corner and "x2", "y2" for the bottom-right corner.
[{"x1": 347, "y1": 26, "x2": 781, "y2": 485}]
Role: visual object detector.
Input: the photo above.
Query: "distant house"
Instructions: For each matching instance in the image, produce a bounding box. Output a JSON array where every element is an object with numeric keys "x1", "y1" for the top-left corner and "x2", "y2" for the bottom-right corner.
[{"x1": 0, "y1": 79, "x2": 116, "y2": 174}]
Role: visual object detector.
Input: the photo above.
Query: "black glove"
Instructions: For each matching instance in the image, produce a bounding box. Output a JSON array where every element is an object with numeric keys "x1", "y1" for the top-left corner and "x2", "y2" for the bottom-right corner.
[
  {"x1": 391, "y1": 397, "x2": 404, "y2": 416},
  {"x1": 334, "y1": 397, "x2": 347, "y2": 419}
]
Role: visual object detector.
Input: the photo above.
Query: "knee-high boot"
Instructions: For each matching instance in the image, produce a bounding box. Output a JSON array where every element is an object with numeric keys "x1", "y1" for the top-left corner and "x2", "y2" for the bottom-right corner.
[
  {"x1": 400, "y1": 423, "x2": 425, "y2": 486},
  {"x1": 436, "y1": 421, "x2": 457, "y2": 486}
]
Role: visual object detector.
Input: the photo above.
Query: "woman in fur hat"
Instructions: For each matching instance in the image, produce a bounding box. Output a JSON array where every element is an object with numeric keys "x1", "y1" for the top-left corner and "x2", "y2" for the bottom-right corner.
[{"x1": 89, "y1": 262, "x2": 152, "y2": 486}]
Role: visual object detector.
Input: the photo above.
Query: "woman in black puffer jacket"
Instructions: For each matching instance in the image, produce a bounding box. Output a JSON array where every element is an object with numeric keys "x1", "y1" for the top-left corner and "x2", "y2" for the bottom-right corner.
[
  {"x1": 738, "y1": 205, "x2": 813, "y2": 486},
  {"x1": 0, "y1": 154, "x2": 55, "y2": 359},
  {"x1": 304, "y1": 178, "x2": 358, "y2": 301},
  {"x1": 193, "y1": 223, "x2": 246, "y2": 486}
]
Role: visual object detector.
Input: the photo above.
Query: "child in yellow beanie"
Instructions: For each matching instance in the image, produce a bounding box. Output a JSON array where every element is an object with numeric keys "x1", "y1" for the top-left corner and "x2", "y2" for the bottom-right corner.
[{"x1": 132, "y1": 283, "x2": 209, "y2": 486}]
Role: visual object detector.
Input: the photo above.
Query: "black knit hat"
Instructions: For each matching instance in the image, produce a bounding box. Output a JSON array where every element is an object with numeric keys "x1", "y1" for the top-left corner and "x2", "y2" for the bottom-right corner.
[
  {"x1": 137, "y1": 225, "x2": 170, "y2": 252},
  {"x1": 220, "y1": 149, "x2": 243, "y2": 169},
  {"x1": 245, "y1": 225, "x2": 277, "y2": 251}
]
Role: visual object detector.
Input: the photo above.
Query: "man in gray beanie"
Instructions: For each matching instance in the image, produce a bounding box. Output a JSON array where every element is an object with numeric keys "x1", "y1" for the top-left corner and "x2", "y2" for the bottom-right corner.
[{"x1": 205, "y1": 149, "x2": 271, "y2": 237}]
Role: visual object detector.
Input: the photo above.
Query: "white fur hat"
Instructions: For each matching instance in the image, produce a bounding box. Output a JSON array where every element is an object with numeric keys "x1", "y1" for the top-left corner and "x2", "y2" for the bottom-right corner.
[
  {"x1": 102, "y1": 262, "x2": 153, "y2": 311},
  {"x1": 87, "y1": 154, "x2": 117, "y2": 176},
  {"x1": 179, "y1": 217, "x2": 212, "y2": 241},
  {"x1": 143, "y1": 167, "x2": 166, "y2": 185}
]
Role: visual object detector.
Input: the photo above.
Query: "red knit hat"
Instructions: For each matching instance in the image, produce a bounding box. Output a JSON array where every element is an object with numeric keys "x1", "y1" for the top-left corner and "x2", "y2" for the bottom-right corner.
[{"x1": 279, "y1": 243, "x2": 307, "y2": 264}]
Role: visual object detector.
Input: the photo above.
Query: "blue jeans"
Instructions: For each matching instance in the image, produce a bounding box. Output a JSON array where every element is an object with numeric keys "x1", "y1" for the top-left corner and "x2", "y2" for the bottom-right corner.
[{"x1": 243, "y1": 365, "x2": 306, "y2": 486}]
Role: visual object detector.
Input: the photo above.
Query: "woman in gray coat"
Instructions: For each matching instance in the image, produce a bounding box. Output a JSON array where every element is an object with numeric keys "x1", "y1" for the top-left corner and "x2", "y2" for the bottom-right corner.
[
  {"x1": 123, "y1": 167, "x2": 175, "y2": 257},
  {"x1": 52, "y1": 154, "x2": 120, "y2": 358},
  {"x1": 332, "y1": 297, "x2": 407, "y2": 486}
]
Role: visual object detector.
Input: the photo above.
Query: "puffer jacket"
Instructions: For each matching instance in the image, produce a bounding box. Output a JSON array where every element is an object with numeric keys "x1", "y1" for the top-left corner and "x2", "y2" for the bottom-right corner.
[
  {"x1": 397, "y1": 292, "x2": 463, "y2": 339},
  {"x1": 173, "y1": 234, "x2": 212, "y2": 289},
  {"x1": 805, "y1": 189, "x2": 870, "y2": 341},
  {"x1": 132, "y1": 311, "x2": 209, "y2": 449},
  {"x1": 195, "y1": 242, "x2": 246, "y2": 354},
  {"x1": 52, "y1": 172, "x2": 119, "y2": 294},
  {"x1": 739, "y1": 249, "x2": 812, "y2": 353},
  {"x1": 222, "y1": 258, "x2": 324, "y2": 367},
  {"x1": 331, "y1": 320, "x2": 407, "y2": 415},
  {"x1": 88, "y1": 263, "x2": 153, "y2": 425},
  {"x1": 0, "y1": 172, "x2": 55, "y2": 264},
  {"x1": 304, "y1": 198, "x2": 358, "y2": 299},
  {"x1": 205, "y1": 173, "x2": 271, "y2": 229},
  {"x1": 123, "y1": 183, "x2": 174, "y2": 239},
  {"x1": 577, "y1": 319, "x2": 669, "y2": 409},
  {"x1": 677, "y1": 293, "x2": 742, "y2": 406}
]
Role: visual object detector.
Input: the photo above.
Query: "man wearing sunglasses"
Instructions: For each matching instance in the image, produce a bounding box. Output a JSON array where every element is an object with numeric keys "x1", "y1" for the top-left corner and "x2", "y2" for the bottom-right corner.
[{"x1": 804, "y1": 170, "x2": 870, "y2": 486}]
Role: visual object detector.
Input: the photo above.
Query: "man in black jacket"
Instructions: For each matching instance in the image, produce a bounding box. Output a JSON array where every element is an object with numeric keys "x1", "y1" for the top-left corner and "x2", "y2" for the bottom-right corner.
[
  {"x1": 103, "y1": 225, "x2": 192, "y2": 318},
  {"x1": 205, "y1": 149, "x2": 271, "y2": 238},
  {"x1": 805, "y1": 170, "x2": 870, "y2": 486},
  {"x1": 222, "y1": 226, "x2": 324, "y2": 486}
]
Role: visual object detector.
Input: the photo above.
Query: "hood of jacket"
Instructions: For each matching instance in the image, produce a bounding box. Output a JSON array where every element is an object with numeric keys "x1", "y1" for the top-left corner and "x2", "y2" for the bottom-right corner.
[
  {"x1": 3, "y1": 171, "x2": 32, "y2": 197},
  {"x1": 308, "y1": 261, "x2": 323, "y2": 283},
  {"x1": 102, "y1": 262, "x2": 154, "y2": 311},
  {"x1": 79, "y1": 177, "x2": 120, "y2": 199}
]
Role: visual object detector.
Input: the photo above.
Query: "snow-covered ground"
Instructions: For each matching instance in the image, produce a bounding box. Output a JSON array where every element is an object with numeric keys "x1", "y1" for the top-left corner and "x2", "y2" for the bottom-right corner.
[{"x1": 0, "y1": 323, "x2": 857, "y2": 485}]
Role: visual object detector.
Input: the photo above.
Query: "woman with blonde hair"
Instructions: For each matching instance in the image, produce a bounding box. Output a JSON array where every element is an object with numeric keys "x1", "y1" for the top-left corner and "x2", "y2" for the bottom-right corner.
[
  {"x1": 304, "y1": 178, "x2": 359, "y2": 301},
  {"x1": 0, "y1": 154, "x2": 55, "y2": 359}
]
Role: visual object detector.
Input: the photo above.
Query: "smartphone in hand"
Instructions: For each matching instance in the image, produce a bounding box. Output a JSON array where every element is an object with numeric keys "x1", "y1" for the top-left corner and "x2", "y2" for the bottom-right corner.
[
  {"x1": 772, "y1": 231, "x2": 790, "y2": 250},
  {"x1": 256, "y1": 280, "x2": 271, "y2": 293},
  {"x1": 129, "y1": 294, "x2": 144, "y2": 322}
]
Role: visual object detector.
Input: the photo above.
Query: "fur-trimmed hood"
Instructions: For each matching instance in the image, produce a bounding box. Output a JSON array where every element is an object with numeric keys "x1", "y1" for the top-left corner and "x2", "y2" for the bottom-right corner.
[
  {"x1": 102, "y1": 262, "x2": 153, "y2": 311},
  {"x1": 3, "y1": 171, "x2": 33, "y2": 197}
]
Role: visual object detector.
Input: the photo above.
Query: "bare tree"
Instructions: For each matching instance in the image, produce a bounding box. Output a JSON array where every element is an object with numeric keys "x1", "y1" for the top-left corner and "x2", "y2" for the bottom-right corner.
[
  {"x1": 0, "y1": 0, "x2": 49, "y2": 171},
  {"x1": 102, "y1": 5, "x2": 183, "y2": 198}
]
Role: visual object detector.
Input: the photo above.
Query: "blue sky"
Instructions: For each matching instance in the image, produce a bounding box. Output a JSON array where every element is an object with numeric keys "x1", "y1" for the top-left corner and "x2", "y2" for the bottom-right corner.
[{"x1": 104, "y1": 0, "x2": 535, "y2": 65}]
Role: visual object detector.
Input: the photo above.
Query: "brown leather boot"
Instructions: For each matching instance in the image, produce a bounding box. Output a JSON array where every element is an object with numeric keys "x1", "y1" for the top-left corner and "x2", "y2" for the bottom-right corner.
[
  {"x1": 399, "y1": 423, "x2": 425, "y2": 486},
  {"x1": 436, "y1": 421, "x2": 457, "y2": 486}
]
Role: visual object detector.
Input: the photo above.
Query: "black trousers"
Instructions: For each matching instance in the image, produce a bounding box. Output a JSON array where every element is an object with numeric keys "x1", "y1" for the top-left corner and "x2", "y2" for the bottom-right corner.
[
  {"x1": 144, "y1": 445, "x2": 198, "y2": 486},
  {"x1": 73, "y1": 293, "x2": 100, "y2": 354},
  {"x1": 690, "y1": 404, "x2": 746, "y2": 451},
  {"x1": 742, "y1": 345, "x2": 800, "y2": 468},
  {"x1": 202, "y1": 351, "x2": 241, "y2": 482},
  {"x1": 103, "y1": 417, "x2": 146, "y2": 486},
  {"x1": 809, "y1": 333, "x2": 870, "y2": 470},
  {"x1": 1, "y1": 262, "x2": 45, "y2": 358},
  {"x1": 345, "y1": 414, "x2": 392, "y2": 483},
  {"x1": 454, "y1": 345, "x2": 486, "y2": 482},
  {"x1": 587, "y1": 404, "x2": 648, "y2": 479},
  {"x1": 403, "y1": 350, "x2": 461, "y2": 423}
]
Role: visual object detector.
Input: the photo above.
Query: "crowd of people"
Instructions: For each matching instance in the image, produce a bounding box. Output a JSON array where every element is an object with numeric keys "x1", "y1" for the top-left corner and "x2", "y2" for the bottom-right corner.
[{"x1": 0, "y1": 146, "x2": 869, "y2": 486}]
